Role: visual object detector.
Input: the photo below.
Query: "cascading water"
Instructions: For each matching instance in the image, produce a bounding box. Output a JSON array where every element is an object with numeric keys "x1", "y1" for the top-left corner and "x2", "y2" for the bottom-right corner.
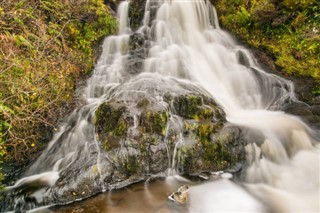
[{"x1": 2, "y1": 0, "x2": 319, "y2": 212}]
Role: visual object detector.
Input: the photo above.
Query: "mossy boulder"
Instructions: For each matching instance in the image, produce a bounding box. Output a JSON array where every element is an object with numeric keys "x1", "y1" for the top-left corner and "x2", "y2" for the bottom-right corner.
[
  {"x1": 0, "y1": 76, "x2": 247, "y2": 211},
  {"x1": 94, "y1": 77, "x2": 246, "y2": 179}
]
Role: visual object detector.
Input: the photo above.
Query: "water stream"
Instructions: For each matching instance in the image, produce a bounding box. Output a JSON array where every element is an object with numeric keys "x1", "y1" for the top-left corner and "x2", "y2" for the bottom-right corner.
[{"x1": 2, "y1": 0, "x2": 319, "y2": 212}]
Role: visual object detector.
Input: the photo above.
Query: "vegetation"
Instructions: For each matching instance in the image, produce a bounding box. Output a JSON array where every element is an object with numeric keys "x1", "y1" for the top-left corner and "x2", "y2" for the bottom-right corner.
[
  {"x1": 95, "y1": 102, "x2": 130, "y2": 151},
  {"x1": 214, "y1": 0, "x2": 320, "y2": 81},
  {"x1": 0, "y1": 0, "x2": 117, "y2": 186}
]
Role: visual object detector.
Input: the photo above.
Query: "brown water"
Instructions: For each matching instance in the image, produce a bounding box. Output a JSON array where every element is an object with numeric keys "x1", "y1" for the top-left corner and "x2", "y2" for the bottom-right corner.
[
  {"x1": 48, "y1": 177, "x2": 191, "y2": 213},
  {"x1": 33, "y1": 174, "x2": 268, "y2": 213}
]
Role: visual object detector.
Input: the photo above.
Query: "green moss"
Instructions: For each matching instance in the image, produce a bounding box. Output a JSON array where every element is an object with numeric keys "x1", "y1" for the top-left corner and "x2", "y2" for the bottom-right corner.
[
  {"x1": 136, "y1": 98, "x2": 150, "y2": 109},
  {"x1": 117, "y1": 155, "x2": 140, "y2": 177},
  {"x1": 95, "y1": 103, "x2": 128, "y2": 136},
  {"x1": 312, "y1": 84, "x2": 320, "y2": 96},
  {"x1": 95, "y1": 102, "x2": 131, "y2": 152},
  {"x1": 140, "y1": 111, "x2": 169, "y2": 135},
  {"x1": 197, "y1": 122, "x2": 214, "y2": 143},
  {"x1": 250, "y1": 0, "x2": 277, "y2": 25},
  {"x1": 103, "y1": 135, "x2": 121, "y2": 152},
  {"x1": 173, "y1": 95, "x2": 203, "y2": 119},
  {"x1": 181, "y1": 119, "x2": 226, "y2": 172},
  {"x1": 282, "y1": 0, "x2": 317, "y2": 11},
  {"x1": 173, "y1": 94, "x2": 223, "y2": 121},
  {"x1": 178, "y1": 134, "x2": 237, "y2": 172}
]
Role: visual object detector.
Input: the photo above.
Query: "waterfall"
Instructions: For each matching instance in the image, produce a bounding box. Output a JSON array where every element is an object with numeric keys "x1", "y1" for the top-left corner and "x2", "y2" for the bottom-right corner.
[{"x1": 2, "y1": 0, "x2": 319, "y2": 212}]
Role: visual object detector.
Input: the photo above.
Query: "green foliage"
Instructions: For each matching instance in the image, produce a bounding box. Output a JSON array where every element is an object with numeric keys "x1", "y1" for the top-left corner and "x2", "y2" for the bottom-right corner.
[
  {"x1": 282, "y1": 0, "x2": 317, "y2": 11},
  {"x1": 312, "y1": 85, "x2": 320, "y2": 96},
  {"x1": 215, "y1": 0, "x2": 320, "y2": 81},
  {"x1": 237, "y1": 6, "x2": 251, "y2": 26},
  {"x1": 0, "y1": 0, "x2": 117, "y2": 180},
  {"x1": 0, "y1": 101, "x2": 13, "y2": 188}
]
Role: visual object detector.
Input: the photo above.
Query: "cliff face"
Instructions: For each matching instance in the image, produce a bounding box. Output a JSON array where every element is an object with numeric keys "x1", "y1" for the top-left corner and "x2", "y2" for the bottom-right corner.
[{"x1": 0, "y1": 0, "x2": 117, "y2": 185}]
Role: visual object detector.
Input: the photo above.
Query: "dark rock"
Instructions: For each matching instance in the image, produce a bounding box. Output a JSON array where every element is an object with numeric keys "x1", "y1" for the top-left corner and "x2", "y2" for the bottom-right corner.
[
  {"x1": 125, "y1": 32, "x2": 150, "y2": 74},
  {"x1": 283, "y1": 102, "x2": 313, "y2": 117},
  {"x1": 128, "y1": 0, "x2": 148, "y2": 30},
  {"x1": 283, "y1": 101, "x2": 320, "y2": 129}
]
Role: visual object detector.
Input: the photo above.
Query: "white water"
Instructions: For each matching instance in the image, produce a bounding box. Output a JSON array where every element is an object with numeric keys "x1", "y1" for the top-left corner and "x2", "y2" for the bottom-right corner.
[
  {"x1": 5, "y1": 0, "x2": 319, "y2": 212},
  {"x1": 134, "y1": 1, "x2": 319, "y2": 211}
]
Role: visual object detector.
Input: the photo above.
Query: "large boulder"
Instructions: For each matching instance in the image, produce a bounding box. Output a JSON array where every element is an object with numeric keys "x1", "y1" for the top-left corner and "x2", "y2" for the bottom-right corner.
[
  {"x1": 93, "y1": 75, "x2": 247, "y2": 182},
  {"x1": 0, "y1": 75, "x2": 247, "y2": 211},
  {"x1": 95, "y1": 92, "x2": 245, "y2": 176}
]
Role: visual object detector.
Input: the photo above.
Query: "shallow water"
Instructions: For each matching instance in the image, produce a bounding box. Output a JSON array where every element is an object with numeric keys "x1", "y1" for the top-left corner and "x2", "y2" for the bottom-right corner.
[
  {"x1": 44, "y1": 174, "x2": 267, "y2": 213},
  {"x1": 42, "y1": 176, "x2": 191, "y2": 213}
]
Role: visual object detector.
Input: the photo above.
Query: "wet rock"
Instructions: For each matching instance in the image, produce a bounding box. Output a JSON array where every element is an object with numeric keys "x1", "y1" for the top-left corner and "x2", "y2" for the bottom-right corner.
[
  {"x1": 168, "y1": 185, "x2": 189, "y2": 204},
  {"x1": 283, "y1": 102, "x2": 313, "y2": 117},
  {"x1": 128, "y1": 0, "x2": 147, "y2": 30},
  {"x1": 283, "y1": 101, "x2": 320, "y2": 129},
  {"x1": 125, "y1": 32, "x2": 150, "y2": 74},
  {"x1": 94, "y1": 76, "x2": 246, "y2": 179},
  {"x1": 0, "y1": 76, "x2": 247, "y2": 211}
]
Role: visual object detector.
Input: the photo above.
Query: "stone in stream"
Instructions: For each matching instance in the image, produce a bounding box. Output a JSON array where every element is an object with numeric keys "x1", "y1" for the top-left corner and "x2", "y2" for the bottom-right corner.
[{"x1": 168, "y1": 185, "x2": 189, "y2": 204}]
